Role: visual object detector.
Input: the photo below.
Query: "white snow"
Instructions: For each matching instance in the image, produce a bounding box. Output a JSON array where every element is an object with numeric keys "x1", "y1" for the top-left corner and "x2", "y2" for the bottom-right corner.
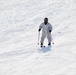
[{"x1": 0, "y1": 0, "x2": 76, "y2": 75}]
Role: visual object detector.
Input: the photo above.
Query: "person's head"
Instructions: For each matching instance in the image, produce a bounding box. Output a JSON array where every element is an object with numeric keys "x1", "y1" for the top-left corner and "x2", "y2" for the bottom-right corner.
[{"x1": 44, "y1": 17, "x2": 48, "y2": 24}]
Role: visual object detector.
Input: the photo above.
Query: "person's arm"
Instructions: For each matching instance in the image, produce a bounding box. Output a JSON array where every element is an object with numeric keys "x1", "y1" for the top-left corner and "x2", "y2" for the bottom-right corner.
[
  {"x1": 48, "y1": 24, "x2": 53, "y2": 33},
  {"x1": 38, "y1": 23, "x2": 43, "y2": 32}
]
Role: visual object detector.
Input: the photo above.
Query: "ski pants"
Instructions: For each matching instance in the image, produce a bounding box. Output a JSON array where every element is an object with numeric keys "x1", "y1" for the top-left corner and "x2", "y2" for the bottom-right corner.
[{"x1": 41, "y1": 33, "x2": 51, "y2": 44}]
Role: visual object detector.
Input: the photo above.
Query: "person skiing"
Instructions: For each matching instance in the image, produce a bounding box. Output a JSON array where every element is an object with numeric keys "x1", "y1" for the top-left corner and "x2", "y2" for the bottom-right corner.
[{"x1": 38, "y1": 18, "x2": 53, "y2": 47}]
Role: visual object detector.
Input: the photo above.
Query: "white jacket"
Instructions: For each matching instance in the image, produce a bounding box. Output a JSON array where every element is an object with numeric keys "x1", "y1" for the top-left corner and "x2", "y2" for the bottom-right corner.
[{"x1": 39, "y1": 22, "x2": 53, "y2": 36}]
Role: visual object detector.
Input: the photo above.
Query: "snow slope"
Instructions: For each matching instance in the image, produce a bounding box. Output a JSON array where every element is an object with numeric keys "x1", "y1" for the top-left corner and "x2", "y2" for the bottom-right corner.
[{"x1": 0, "y1": 0, "x2": 76, "y2": 75}]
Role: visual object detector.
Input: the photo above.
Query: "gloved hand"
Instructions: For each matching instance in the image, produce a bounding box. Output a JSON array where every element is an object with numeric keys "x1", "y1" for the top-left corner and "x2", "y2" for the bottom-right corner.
[
  {"x1": 38, "y1": 29, "x2": 41, "y2": 32},
  {"x1": 49, "y1": 30, "x2": 51, "y2": 33}
]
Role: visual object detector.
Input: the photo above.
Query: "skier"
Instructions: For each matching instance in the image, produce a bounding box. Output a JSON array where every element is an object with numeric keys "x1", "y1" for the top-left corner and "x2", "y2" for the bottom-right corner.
[{"x1": 38, "y1": 18, "x2": 53, "y2": 47}]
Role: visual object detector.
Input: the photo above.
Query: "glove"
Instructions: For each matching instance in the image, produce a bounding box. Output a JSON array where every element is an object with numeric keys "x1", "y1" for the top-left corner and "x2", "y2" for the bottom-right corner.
[
  {"x1": 38, "y1": 29, "x2": 41, "y2": 32},
  {"x1": 49, "y1": 30, "x2": 51, "y2": 33}
]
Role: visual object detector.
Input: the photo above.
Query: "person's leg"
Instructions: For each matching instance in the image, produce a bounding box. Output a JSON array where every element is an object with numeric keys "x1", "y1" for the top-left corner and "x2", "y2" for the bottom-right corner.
[
  {"x1": 41, "y1": 34, "x2": 46, "y2": 46},
  {"x1": 47, "y1": 34, "x2": 51, "y2": 45}
]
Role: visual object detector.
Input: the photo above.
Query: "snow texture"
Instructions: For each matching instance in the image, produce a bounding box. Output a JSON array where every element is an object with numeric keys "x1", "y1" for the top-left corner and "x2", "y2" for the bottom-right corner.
[{"x1": 0, "y1": 0, "x2": 76, "y2": 75}]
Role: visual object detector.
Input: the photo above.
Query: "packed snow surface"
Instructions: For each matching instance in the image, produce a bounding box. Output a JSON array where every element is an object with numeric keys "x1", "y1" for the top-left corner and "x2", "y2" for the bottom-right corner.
[{"x1": 0, "y1": 0, "x2": 76, "y2": 75}]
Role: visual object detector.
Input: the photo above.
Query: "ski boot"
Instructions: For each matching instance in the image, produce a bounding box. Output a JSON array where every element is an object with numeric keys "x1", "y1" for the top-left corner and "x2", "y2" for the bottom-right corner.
[
  {"x1": 48, "y1": 42, "x2": 51, "y2": 46},
  {"x1": 41, "y1": 43, "x2": 43, "y2": 47}
]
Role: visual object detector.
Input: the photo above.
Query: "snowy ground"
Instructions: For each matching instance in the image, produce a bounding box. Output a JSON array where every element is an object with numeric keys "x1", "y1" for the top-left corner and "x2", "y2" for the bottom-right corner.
[{"x1": 0, "y1": 0, "x2": 76, "y2": 75}]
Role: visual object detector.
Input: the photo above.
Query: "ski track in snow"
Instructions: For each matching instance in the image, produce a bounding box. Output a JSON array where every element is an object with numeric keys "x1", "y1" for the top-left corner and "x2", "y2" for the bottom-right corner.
[{"x1": 0, "y1": 0, "x2": 76, "y2": 75}]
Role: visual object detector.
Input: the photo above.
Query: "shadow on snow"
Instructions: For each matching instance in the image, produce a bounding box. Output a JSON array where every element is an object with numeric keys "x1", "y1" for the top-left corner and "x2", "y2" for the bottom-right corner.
[{"x1": 38, "y1": 46, "x2": 52, "y2": 53}]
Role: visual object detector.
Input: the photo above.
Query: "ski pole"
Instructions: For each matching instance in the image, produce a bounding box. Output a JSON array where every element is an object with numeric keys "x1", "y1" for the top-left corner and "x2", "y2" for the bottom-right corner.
[
  {"x1": 51, "y1": 35, "x2": 54, "y2": 45},
  {"x1": 38, "y1": 32, "x2": 40, "y2": 45},
  {"x1": 52, "y1": 40, "x2": 54, "y2": 44}
]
